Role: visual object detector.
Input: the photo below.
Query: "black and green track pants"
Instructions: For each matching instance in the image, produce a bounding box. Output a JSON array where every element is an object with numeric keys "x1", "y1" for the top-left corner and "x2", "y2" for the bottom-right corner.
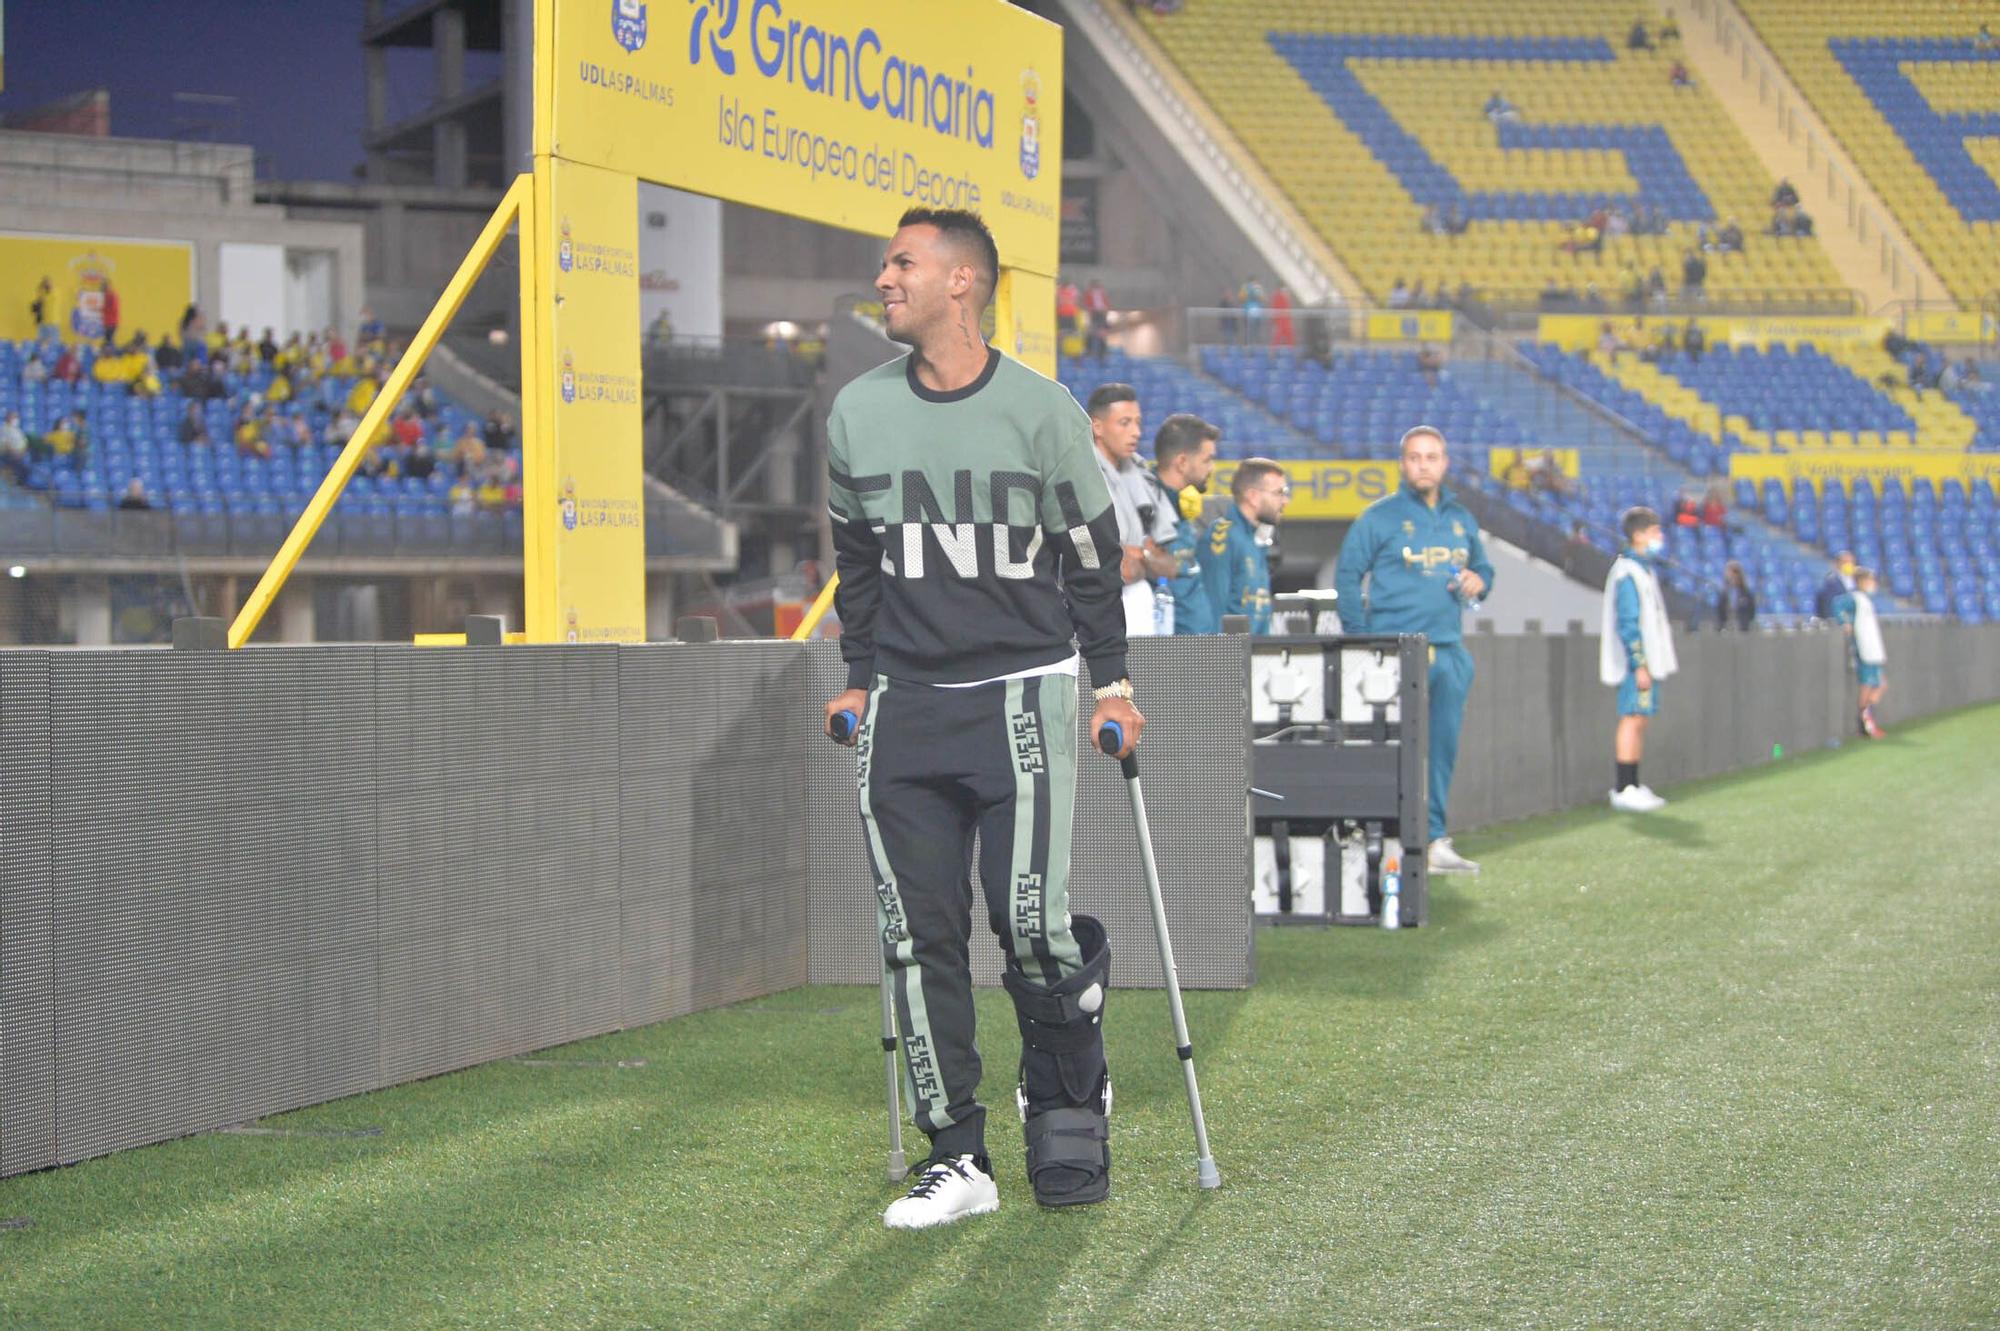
[{"x1": 854, "y1": 669, "x2": 1089, "y2": 1160}]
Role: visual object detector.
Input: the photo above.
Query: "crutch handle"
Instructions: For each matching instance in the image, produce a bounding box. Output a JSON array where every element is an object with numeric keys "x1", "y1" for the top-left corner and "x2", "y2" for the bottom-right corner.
[
  {"x1": 829, "y1": 709, "x2": 858, "y2": 744},
  {"x1": 1096, "y1": 722, "x2": 1139, "y2": 778}
]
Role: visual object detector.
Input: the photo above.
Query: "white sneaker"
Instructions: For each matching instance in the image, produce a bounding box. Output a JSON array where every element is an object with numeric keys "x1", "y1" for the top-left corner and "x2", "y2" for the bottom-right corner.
[
  {"x1": 1427, "y1": 837, "x2": 1481, "y2": 874},
  {"x1": 1609, "y1": 785, "x2": 1667, "y2": 813},
  {"x1": 883, "y1": 1154, "x2": 999, "y2": 1230}
]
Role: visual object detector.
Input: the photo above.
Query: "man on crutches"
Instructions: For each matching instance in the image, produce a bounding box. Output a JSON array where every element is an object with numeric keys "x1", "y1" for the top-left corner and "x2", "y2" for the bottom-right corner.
[{"x1": 823, "y1": 207, "x2": 1140, "y2": 1229}]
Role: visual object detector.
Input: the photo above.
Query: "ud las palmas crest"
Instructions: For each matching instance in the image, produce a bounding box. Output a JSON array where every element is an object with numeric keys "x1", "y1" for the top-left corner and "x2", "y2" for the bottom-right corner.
[
  {"x1": 68, "y1": 253, "x2": 113, "y2": 341},
  {"x1": 561, "y1": 477, "x2": 580, "y2": 532},
  {"x1": 559, "y1": 216, "x2": 574, "y2": 273},
  {"x1": 1019, "y1": 69, "x2": 1041, "y2": 180},
  {"x1": 561, "y1": 349, "x2": 577, "y2": 404},
  {"x1": 613, "y1": 0, "x2": 647, "y2": 53}
]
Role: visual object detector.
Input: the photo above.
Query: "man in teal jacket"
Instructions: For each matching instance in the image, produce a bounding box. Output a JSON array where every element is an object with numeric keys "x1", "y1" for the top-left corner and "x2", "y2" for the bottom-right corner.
[
  {"x1": 1199, "y1": 457, "x2": 1288, "y2": 633},
  {"x1": 1145, "y1": 412, "x2": 1221, "y2": 634},
  {"x1": 1333, "y1": 425, "x2": 1495, "y2": 874}
]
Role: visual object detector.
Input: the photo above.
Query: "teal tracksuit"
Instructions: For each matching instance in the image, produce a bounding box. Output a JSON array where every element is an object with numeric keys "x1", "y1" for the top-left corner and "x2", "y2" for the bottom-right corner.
[
  {"x1": 1199, "y1": 502, "x2": 1273, "y2": 633},
  {"x1": 1613, "y1": 551, "x2": 1660, "y2": 716},
  {"x1": 1147, "y1": 473, "x2": 1218, "y2": 635},
  {"x1": 1333, "y1": 483, "x2": 1495, "y2": 839}
]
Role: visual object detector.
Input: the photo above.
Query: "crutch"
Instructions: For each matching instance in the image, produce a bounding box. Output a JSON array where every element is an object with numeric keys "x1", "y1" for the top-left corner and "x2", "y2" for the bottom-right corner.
[
  {"x1": 1097, "y1": 721, "x2": 1221, "y2": 1190},
  {"x1": 833, "y1": 706, "x2": 909, "y2": 1184}
]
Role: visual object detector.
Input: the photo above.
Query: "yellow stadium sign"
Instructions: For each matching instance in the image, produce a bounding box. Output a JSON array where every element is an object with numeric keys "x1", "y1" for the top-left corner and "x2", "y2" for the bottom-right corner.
[
  {"x1": 1535, "y1": 314, "x2": 1894, "y2": 352},
  {"x1": 1729, "y1": 450, "x2": 2000, "y2": 497},
  {"x1": 1210, "y1": 459, "x2": 1399, "y2": 520},
  {"x1": 0, "y1": 233, "x2": 192, "y2": 345},
  {"x1": 543, "y1": 0, "x2": 1062, "y2": 277},
  {"x1": 1365, "y1": 310, "x2": 1453, "y2": 343},
  {"x1": 1905, "y1": 310, "x2": 1994, "y2": 345}
]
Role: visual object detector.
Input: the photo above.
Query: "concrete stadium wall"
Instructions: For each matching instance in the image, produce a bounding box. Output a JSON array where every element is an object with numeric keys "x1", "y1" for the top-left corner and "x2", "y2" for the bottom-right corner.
[
  {"x1": 0, "y1": 638, "x2": 1250, "y2": 1178},
  {"x1": 1448, "y1": 624, "x2": 2000, "y2": 831}
]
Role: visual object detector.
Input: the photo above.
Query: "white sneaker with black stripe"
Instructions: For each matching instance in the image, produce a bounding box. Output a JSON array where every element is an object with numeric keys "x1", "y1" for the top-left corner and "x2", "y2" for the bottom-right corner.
[{"x1": 882, "y1": 1154, "x2": 999, "y2": 1230}]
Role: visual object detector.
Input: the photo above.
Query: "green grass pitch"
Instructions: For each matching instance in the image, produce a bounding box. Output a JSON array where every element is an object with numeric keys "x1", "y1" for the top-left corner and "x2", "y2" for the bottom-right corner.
[{"x1": 3, "y1": 704, "x2": 1996, "y2": 1330}]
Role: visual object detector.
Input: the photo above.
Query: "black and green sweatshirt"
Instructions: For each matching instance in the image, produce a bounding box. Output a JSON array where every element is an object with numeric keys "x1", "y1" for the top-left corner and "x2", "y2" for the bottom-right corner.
[{"x1": 827, "y1": 347, "x2": 1129, "y2": 692}]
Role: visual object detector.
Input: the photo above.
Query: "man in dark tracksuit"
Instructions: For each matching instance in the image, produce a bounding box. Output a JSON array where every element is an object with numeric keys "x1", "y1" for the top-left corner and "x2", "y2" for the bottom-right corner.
[
  {"x1": 824, "y1": 207, "x2": 1143, "y2": 1230},
  {"x1": 1333, "y1": 425, "x2": 1495, "y2": 875}
]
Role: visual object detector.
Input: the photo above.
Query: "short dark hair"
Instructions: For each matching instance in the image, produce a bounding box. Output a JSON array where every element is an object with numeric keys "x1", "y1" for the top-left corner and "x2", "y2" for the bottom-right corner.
[
  {"x1": 1622, "y1": 505, "x2": 1663, "y2": 541},
  {"x1": 1399, "y1": 424, "x2": 1447, "y2": 454},
  {"x1": 1153, "y1": 413, "x2": 1219, "y2": 466},
  {"x1": 897, "y1": 207, "x2": 999, "y2": 308},
  {"x1": 1086, "y1": 382, "x2": 1138, "y2": 418},
  {"x1": 1232, "y1": 457, "x2": 1284, "y2": 499}
]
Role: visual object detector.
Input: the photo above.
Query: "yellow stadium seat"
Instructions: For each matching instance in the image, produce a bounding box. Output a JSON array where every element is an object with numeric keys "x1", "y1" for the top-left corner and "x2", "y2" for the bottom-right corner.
[{"x1": 1736, "y1": 0, "x2": 2000, "y2": 305}]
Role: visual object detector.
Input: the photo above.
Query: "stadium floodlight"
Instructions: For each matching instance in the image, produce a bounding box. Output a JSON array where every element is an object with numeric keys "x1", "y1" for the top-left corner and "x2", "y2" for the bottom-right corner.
[{"x1": 7, "y1": 566, "x2": 25, "y2": 579}]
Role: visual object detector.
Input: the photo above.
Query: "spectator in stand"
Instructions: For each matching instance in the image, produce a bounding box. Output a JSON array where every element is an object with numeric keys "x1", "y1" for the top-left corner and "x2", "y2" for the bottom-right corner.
[
  {"x1": 408, "y1": 374, "x2": 440, "y2": 420},
  {"x1": 1386, "y1": 276, "x2": 1411, "y2": 308},
  {"x1": 1483, "y1": 90, "x2": 1520, "y2": 122},
  {"x1": 1055, "y1": 279, "x2": 1080, "y2": 339},
  {"x1": 1660, "y1": 10, "x2": 1681, "y2": 42},
  {"x1": 0, "y1": 411, "x2": 29, "y2": 484},
  {"x1": 1502, "y1": 452, "x2": 1533, "y2": 491},
  {"x1": 482, "y1": 409, "x2": 514, "y2": 453},
  {"x1": 1269, "y1": 284, "x2": 1295, "y2": 348},
  {"x1": 1531, "y1": 449, "x2": 1571, "y2": 497},
  {"x1": 475, "y1": 464, "x2": 509, "y2": 512},
  {"x1": 179, "y1": 303, "x2": 201, "y2": 338},
  {"x1": 1672, "y1": 492, "x2": 1700, "y2": 529},
  {"x1": 1422, "y1": 203, "x2": 1447, "y2": 236},
  {"x1": 1978, "y1": 22, "x2": 1994, "y2": 50},
  {"x1": 1417, "y1": 342, "x2": 1447, "y2": 385},
  {"x1": 1408, "y1": 280, "x2": 1429, "y2": 309},
  {"x1": 448, "y1": 475, "x2": 477, "y2": 515},
  {"x1": 1681, "y1": 249, "x2": 1707, "y2": 299},
  {"x1": 235, "y1": 407, "x2": 271, "y2": 460},
  {"x1": 1772, "y1": 179, "x2": 1800, "y2": 209},
  {"x1": 1627, "y1": 19, "x2": 1653, "y2": 51},
  {"x1": 154, "y1": 332, "x2": 184, "y2": 374},
  {"x1": 406, "y1": 437, "x2": 438, "y2": 481},
  {"x1": 451, "y1": 421, "x2": 489, "y2": 477},
  {"x1": 1957, "y1": 359, "x2": 1987, "y2": 395},
  {"x1": 21, "y1": 352, "x2": 47, "y2": 386},
  {"x1": 1566, "y1": 520, "x2": 1594, "y2": 556},
  {"x1": 1083, "y1": 278, "x2": 1111, "y2": 358},
  {"x1": 100, "y1": 283, "x2": 121, "y2": 348},
  {"x1": 358, "y1": 308, "x2": 386, "y2": 345},
  {"x1": 1717, "y1": 560, "x2": 1757, "y2": 630},
  {"x1": 1701, "y1": 485, "x2": 1729, "y2": 530},
  {"x1": 51, "y1": 344, "x2": 82, "y2": 383},
  {"x1": 34, "y1": 414, "x2": 80, "y2": 462},
  {"x1": 326, "y1": 407, "x2": 361, "y2": 446},
  {"x1": 1682, "y1": 318, "x2": 1706, "y2": 361},
  {"x1": 258, "y1": 328, "x2": 280, "y2": 364},
  {"x1": 29, "y1": 276, "x2": 52, "y2": 329},
  {"x1": 118, "y1": 477, "x2": 152, "y2": 511},
  {"x1": 1239, "y1": 278, "x2": 1267, "y2": 342},
  {"x1": 1597, "y1": 320, "x2": 1623, "y2": 362},
  {"x1": 1668, "y1": 60, "x2": 1693, "y2": 90},
  {"x1": 391, "y1": 407, "x2": 425, "y2": 450},
  {"x1": 1717, "y1": 218, "x2": 1744, "y2": 253}
]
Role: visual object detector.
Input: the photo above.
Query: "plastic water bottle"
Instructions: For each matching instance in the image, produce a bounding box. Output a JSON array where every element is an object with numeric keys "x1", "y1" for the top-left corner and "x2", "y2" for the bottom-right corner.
[
  {"x1": 1380, "y1": 859, "x2": 1401, "y2": 931},
  {"x1": 1153, "y1": 578, "x2": 1175, "y2": 635}
]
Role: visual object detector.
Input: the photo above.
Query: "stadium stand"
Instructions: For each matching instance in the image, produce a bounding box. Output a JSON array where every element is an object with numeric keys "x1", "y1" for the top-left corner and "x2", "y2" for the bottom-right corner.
[
  {"x1": 1737, "y1": 0, "x2": 2000, "y2": 306},
  {"x1": 0, "y1": 333, "x2": 520, "y2": 532},
  {"x1": 1137, "y1": 0, "x2": 1851, "y2": 306}
]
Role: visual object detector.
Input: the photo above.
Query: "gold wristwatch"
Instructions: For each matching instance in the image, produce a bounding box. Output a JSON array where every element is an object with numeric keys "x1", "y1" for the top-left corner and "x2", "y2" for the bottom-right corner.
[{"x1": 1092, "y1": 678, "x2": 1134, "y2": 702}]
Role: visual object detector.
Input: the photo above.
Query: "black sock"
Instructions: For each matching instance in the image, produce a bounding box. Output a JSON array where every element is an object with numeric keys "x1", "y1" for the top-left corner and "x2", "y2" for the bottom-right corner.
[{"x1": 1616, "y1": 761, "x2": 1639, "y2": 791}]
